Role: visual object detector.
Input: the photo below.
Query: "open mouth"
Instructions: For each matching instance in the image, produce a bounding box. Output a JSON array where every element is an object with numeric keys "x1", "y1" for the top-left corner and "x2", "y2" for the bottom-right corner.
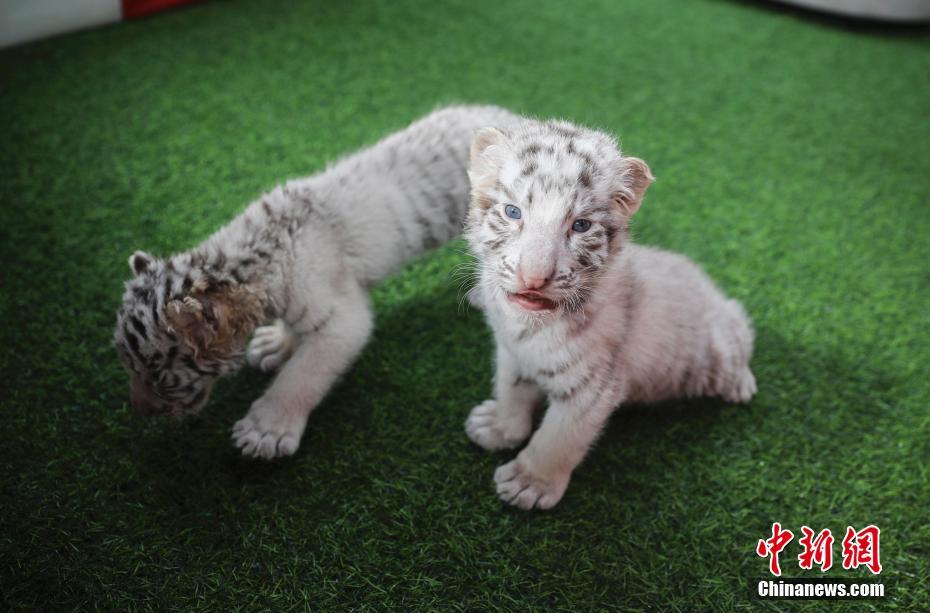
[{"x1": 507, "y1": 291, "x2": 558, "y2": 312}]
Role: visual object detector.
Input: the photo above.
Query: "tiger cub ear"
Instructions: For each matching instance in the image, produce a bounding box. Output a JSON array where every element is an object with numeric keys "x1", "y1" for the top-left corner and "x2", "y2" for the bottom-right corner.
[
  {"x1": 470, "y1": 127, "x2": 506, "y2": 164},
  {"x1": 469, "y1": 128, "x2": 509, "y2": 210},
  {"x1": 129, "y1": 251, "x2": 154, "y2": 275},
  {"x1": 611, "y1": 157, "x2": 654, "y2": 217},
  {"x1": 469, "y1": 127, "x2": 508, "y2": 181}
]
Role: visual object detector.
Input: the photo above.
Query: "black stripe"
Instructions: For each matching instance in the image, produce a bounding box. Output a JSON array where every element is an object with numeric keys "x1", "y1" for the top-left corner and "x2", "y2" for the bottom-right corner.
[
  {"x1": 581, "y1": 372, "x2": 612, "y2": 408},
  {"x1": 150, "y1": 297, "x2": 160, "y2": 328},
  {"x1": 162, "y1": 276, "x2": 173, "y2": 304},
  {"x1": 413, "y1": 209, "x2": 441, "y2": 250},
  {"x1": 579, "y1": 205, "x2": 612, "y2": 219},
  {"x1": 443, "y1": 191, "x2": 462, "y2": 231},
  {"x1": 580, "y1": 236, "x2": 605, "y2": 250},
  {"x1": 550, "y1": 370, "x2": 594, "y2": 402},
  {"x1": 548, "y1": 123, "x2": 579, "y2": 139},
  {"x1": 182, "y1": 354, "x2": 212, "y2": 376},
  {"x1": 538, "y1": 352, "x2": 582, "y2": 377},
  {"x1": 578, "y1": 169, "x2": 592, "y2": 188},
  {"x1": 129, "y1": 315, "x2": 148, "y2": 340},
  {"x1": 487, "y1": 215, "x2": 508, "y2": 233},
  {"x1": 124, "y1": 329, "x2": 143, "y2": 360},
  {"x1": 605, "y1": 224, "x2": 619, "y2": 247},
  {"x1": 520, "y1": 143, "x2": 541, "y2": 158},
  {"x1": 185, "y1": 386, "x2": 208, "y2": 409}
]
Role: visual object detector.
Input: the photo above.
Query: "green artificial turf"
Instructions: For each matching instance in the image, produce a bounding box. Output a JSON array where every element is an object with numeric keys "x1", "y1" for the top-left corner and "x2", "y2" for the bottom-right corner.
[{"x1": 2, "y1": 0, "x2": 928, "y2": 609}]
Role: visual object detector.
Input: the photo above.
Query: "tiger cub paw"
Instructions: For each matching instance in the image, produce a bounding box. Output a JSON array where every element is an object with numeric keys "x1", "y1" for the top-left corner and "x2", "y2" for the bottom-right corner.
[
  {"x1": 247, "y1": 319, "x2": 295, "y2": 372},
  {"x1": 465, "y1": 399, "x2": 532, "y2": 451}
]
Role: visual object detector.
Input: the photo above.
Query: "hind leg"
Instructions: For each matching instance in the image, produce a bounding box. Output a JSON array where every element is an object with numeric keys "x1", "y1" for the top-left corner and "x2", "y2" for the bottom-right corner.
[
  {"x1": 703, "y1": 304, "x2": 756, "y2": 403},
  {"x1": 721, "y1": 367, "x2": 757, "y2": 403}
]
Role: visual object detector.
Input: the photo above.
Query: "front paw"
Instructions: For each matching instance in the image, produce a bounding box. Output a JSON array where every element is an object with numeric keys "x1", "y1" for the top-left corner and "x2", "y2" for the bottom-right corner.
[
  {"x1": 465, "y1": 399, "x2": 531, "y2": 451},
  {"x1": 231, "y1": 397, "x2": 305, "y2": 459},
  {"x1": 247, "y1": 320, "x2": 295, "y2": 372},
  {"x1": 494, "y1": 458, "x2": 570, "y2": 510}
]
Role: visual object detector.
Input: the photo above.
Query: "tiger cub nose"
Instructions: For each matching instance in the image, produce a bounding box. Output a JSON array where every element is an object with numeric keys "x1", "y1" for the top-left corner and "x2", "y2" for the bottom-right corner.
[
  {"x1": 520, "y1": 273, "x2": 550, "y2": 290},
  {"x1": 130, "y1": 384, "x2": 161, "y2": 416}
]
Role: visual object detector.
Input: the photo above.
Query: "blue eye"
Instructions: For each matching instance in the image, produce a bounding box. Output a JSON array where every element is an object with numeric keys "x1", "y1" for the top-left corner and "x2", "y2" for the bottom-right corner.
[
  {"x1": 572, "y1": 219, "x2": 592, "y2": 233},
  {"x1": 504, "y1": 204, "x2": 521, "y2": 220}
]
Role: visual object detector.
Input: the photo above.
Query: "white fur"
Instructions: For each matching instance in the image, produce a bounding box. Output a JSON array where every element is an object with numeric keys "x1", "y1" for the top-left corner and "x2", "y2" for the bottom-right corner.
[
  {"x1": 115, "y1": 105, "x2": 519, "y2": 458},
  {"x1": 225, "y1": 105, "x2": 518, "y2": 458},
  {"x1": 464, "y1": 118, "x2": 756, "y2": 509}
]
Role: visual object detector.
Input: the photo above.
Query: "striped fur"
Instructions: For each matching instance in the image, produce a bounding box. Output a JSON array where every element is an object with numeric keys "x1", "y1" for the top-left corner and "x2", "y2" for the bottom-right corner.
[
  {"x1": 463, "y1": 118, "x2": 757, "y2": 510},
  {"x1": 114, "y1": 104, "x2": 519, "y2": 459}
]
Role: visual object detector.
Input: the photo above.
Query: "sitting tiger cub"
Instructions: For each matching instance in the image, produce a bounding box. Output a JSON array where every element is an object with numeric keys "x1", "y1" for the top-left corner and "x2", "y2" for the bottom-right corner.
[
  {"x1": 464, "y1": 118, "x2": 756, "y2": 510},
  {"x1": 113, "y1": 105, "x2": 517, "y2": 459}
]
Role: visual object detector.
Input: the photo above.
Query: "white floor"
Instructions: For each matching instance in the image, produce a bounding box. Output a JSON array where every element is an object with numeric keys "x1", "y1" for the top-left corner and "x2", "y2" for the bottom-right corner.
[
  {"x1": 0, "y1": 0, "x2": 120, "y2": 49},
  {"x1": 773, "y1": 0, "x2": 930, "y2": 21}
]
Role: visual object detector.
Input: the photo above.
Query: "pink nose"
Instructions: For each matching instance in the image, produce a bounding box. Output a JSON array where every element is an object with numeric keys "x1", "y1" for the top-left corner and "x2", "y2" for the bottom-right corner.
[{"x1": 520, "y1": 272, "x2": 550, "y2": 290}]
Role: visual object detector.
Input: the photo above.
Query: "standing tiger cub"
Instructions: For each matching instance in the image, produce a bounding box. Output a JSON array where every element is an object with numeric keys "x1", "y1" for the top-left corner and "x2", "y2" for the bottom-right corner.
[
  {"x1": 464, "y1": 119, "x2": 756, "y2": 510},
  {"x1": 114, "y1": 104, "x2": 518, "y2": 459}
]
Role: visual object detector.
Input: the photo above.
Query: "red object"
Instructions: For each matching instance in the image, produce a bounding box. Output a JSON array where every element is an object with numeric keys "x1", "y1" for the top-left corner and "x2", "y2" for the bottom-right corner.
[
  {"x1": 122, "y1": 0, "x2": 198, "y2": 19},
  {"x1": 756, "y1": 522, "x2": 795, "y2": 577},
  {"x1": 841, "y1": 525, "x2": 882, "y2": 574},
  {"x1": 798, "y1": 526, "x2": 834, "y2": 572}
]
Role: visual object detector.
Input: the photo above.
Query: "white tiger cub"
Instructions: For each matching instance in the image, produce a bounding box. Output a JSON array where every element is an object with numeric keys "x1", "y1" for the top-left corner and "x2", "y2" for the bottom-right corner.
[
  {"x1": 464, "y1": 119, "x2": 756, "y2": 510},
  {"x1": 113, "y1": 104, "x2": 518, "y2": 459}
]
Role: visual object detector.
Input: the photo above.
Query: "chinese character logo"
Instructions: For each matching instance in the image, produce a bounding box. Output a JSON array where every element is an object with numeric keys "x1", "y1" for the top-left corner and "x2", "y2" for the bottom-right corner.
[
  {"x1": 756, "y1": 522, "x2": 794, "y2": 577},
  {"x1": 798, "y1": 526, "x2": 834, "y2": 571},
  {"x1": 842, "y1": 525, "x2": 882, "y2": 574},
  {"x1": 757, "y1": 523, "x2": 881, "y2": 576}
]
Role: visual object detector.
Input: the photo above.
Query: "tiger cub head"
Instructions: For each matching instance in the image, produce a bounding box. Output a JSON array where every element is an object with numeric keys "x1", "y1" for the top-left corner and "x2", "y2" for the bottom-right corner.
[
  {"x1": 113, "y1": 251, "x2": 261, "y2": 417},
  {"x1": 465, "y1": 119, "x2": 653, "y2": 316}
]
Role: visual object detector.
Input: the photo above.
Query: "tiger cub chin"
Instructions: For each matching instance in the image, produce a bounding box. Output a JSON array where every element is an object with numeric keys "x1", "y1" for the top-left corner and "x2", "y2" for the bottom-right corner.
[
  {"x1": 113, "y1": 104, "x2": 518, "y2": 460},
  {"x1": 464, "y1": 118, "x2": 756, "y2": 510}
]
